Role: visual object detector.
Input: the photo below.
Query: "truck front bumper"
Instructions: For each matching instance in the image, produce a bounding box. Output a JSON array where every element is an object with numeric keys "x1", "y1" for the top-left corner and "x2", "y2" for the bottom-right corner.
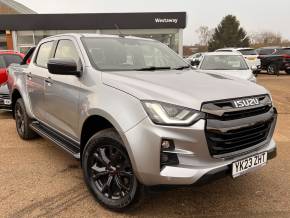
[
  {"x1": 0, "y1": 96, "x2": 12, "y2": 111},
  {"x1": 124, "y1": 117, "x2": 277, "y2": 186}
]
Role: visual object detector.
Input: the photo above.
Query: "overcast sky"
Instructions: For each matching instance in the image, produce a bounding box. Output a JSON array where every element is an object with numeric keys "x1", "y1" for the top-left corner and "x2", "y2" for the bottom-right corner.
[{"x1": 16, "y1": 0, "x2": 290, "y2": 45}]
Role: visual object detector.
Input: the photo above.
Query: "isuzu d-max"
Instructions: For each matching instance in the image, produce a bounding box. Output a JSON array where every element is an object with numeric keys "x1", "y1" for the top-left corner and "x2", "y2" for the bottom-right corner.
[{"x1": 7, "y1": 34, "x2": 277, "y2": 211}]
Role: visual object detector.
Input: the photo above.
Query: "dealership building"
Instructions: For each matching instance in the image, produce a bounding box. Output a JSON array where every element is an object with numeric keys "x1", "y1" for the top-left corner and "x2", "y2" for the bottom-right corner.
[{"x1": 0, "y1": 0, "x2": 186, "y2": 55}]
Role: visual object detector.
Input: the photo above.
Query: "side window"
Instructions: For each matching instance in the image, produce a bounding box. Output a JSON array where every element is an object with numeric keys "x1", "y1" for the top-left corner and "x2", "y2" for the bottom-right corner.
[
  {"x1": 35, "y1": 41, "x2": 54, "y2": 68},
  {"x1": 54, "y1": 40, "x2": 80, "y2": 64}
]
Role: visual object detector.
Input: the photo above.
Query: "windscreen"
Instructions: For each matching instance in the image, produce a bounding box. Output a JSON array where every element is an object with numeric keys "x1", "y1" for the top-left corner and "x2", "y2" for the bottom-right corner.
[
  {"x1": 239, "y1": 49, "x2": 257, "y2": 55},
  {"x1": 82, "y1": 37, "x2": 188, "y2": 71},
  {"x1": 200, "y1": 55, "x2": 248, "y2": 70}
]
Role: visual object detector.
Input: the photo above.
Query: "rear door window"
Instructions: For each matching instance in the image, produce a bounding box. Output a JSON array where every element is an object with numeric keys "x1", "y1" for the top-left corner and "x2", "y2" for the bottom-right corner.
[
  {"x1": 35, "y1": 41, "x2": 54, "y2": 68},
  {"x1": 276, "y1": 49, "x2": 290, "y2": 55},
  {"x1": 3, "y1": 54, "x2": 23, "y2": 67}
]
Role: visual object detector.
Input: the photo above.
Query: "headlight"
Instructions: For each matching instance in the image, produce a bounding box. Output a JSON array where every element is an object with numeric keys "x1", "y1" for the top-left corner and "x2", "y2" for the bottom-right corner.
[{"x1": 142, "y1": 100, "x2": 204, "y2": 126}]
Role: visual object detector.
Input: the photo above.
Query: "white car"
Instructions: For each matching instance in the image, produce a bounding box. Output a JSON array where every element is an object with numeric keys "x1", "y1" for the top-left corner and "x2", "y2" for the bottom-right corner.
[
  {"x1": 216, "y1": 48, "x2": 261, "y2": 72},
  {"x1": 191, "y1": 52, "x2": 257, "y2": 82}
]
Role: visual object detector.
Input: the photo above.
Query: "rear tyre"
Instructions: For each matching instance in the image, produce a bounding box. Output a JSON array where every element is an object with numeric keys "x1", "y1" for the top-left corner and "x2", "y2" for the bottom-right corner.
[
  {"x1": 14, "y1": 98, "x2": 38, "y2": 140},
  {"x1": 82, "y1": 129, "x2": 144, "y2": 211},
  {"x1": 286, "y1": 70, "x2": 290, "y2": 75}
]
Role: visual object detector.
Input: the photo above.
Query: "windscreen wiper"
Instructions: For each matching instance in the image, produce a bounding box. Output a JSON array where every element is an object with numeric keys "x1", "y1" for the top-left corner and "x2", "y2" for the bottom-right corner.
[
  {"x1": 136, "y1": 66, "x2": 171, "y2": 71},
  {"x1": 173, "y1": 65, "x2": 191, "y2": 70}
]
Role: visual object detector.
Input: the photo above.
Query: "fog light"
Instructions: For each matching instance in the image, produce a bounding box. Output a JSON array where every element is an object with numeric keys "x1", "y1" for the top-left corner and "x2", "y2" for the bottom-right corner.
[
  {"x1": 161, "y1": 139, "x2": 174, "y2": 150},
  {"x1": 160, "y1": 139, "x2": 179, "y2": 169}
]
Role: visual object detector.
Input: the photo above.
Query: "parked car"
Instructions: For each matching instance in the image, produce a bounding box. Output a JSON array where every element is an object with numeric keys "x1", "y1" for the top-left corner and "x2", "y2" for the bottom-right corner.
[
  {"x1": 0, "y1": 50, "x2": 24, "y2": 110},
  {"x1": 256, "y1": 47, "x2": 290, "y2": 75},
  {"x1": 190, "y1": 52, "x2": 257, "y2": 82},
  {"x1": 216, "y1": 48, "x2": 261, "y2": 72},
  {"x1": 8, "y1": 34, "x2": 277, "y2": 211}
]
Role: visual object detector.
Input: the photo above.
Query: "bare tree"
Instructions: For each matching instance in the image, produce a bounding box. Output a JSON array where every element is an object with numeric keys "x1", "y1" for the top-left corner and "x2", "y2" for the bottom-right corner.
[
  {"x1": 196, "y1": 26, "x2": 213, "y2": 46},
  {"x1": 250, "y1": 31, "x2": 283, "y2": 47}
]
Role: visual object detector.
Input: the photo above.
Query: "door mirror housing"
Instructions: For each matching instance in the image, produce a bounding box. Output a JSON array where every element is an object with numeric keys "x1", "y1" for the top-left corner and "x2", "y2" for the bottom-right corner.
[
  {"x1": 190, "y1": 59, "x2": 200, "y2": 67},
  {"x1": 251, "y1": 65, "x2": 258, "y2": 72},
  {"x1": 47, "y1": 58, "x2": 81, "y2": 77}
]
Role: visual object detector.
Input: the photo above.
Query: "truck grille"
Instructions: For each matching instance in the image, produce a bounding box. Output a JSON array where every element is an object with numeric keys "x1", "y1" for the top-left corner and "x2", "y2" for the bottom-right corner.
[
  {"x1": 220, "y1": 105, "x2": 271, "y2": 120},
  {"x1": 0, "y1": 94, "x2": 9, "y2": 99},
  {"x1": 206, "y1": 119, "x2": 273, "y2": 156},
  {"x1": 202, "y1": 95, "x2": 277, "y2": 158}
]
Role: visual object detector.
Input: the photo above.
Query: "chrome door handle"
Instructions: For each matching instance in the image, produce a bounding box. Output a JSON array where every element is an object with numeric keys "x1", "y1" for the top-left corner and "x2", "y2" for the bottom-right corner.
[
  {"x1": 45, "y1": 79, "x2": 52, "y2": 87},
  {"x1": 27, "y1": 75, "x2": 32, "y2": 80}
]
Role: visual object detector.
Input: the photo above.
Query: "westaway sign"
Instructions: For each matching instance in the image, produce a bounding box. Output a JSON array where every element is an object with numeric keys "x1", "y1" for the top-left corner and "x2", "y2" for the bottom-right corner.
[
  {"x1": 155, "y1": 18, "x2": 178, "y2": 24},
  {"x1": 0, "y1": 12, "x2": 186, "y2": 30}
]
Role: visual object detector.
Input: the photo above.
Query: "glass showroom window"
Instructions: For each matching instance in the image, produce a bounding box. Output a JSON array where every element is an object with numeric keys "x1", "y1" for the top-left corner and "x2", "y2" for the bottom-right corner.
[
  {"x1": 100, "y1": 29, "x2": 180, "y2": 54},
  {"x1": 16, "y1": 31, "x2": 34, "y2": 53}
]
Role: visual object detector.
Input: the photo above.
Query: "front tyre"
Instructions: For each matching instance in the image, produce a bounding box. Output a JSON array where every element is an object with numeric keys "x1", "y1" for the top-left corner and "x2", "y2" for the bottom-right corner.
[
  {"x1": 14, "y1": 98, "x2": 38, "y2": 140},
  {"x1": 82, "y1": 129, "x2": 144, "y2": 211},
  {"x1": 267, "y1": 64, "x2": 279, "y2": 75}
]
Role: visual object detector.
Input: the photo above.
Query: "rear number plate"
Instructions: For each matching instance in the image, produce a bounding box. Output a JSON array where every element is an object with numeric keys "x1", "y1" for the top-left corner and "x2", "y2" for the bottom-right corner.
[{"x1": 232, "y1": 152, "x2": 267, "y2": 178}]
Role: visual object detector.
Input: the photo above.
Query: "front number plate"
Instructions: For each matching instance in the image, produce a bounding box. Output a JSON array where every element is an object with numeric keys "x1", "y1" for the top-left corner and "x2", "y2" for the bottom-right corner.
[{"x1": 232, "y1": 152, "x2": 267, "y2": 178}]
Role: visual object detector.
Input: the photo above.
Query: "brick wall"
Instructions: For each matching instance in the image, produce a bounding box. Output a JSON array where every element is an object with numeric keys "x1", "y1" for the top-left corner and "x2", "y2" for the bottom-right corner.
[{"x1": 0, "y1": 3, "x2": 19, "y2": 14}]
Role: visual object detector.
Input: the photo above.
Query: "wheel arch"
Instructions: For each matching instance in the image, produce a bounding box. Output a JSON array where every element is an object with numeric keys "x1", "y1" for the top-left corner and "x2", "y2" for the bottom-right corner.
[
  {"x1": 79, "y1": 112, "x2": 139, "y2": 176},
  {"x1": 11, "y1": 89, "x2": 22, "y2": 118}
]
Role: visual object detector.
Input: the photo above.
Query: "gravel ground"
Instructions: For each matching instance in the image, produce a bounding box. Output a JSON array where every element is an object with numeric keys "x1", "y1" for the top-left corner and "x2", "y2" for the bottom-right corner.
[{"x1": 0, "y1": 74, "x2": 289, "y2": 218}]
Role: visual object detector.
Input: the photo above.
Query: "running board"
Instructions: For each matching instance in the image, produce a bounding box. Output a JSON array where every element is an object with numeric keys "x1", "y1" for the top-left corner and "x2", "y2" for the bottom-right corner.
[{"x1": 30, "y1": 121, "x2": 80, "y2": 159}]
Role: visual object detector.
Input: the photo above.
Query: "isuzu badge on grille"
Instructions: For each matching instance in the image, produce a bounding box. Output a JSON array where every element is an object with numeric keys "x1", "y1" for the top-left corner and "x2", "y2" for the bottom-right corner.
[{"x1": 233, "y1": 98, "x2": 260, "y2": 108}]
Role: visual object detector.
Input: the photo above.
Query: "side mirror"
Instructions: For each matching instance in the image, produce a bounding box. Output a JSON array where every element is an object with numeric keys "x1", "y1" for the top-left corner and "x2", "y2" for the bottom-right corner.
[
  {"x1": 47, "y1": 58, "x2": 80, "y2": 77},
  {"x1": 0, "y1": 69, "x2": 8, "y2": 85},
  {"x1": 251, "y1": 65, "x2": 258, "y2": 72},
  {"x1": 190, "y1": 60, "x2": 200, "y2": 67}
]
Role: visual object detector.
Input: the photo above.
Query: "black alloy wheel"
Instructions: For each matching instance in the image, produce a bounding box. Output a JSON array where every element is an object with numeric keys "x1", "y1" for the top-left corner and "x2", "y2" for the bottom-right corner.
[
  {"x1": 82, "y1": 129, "x2": 143, "y2": 211},
  {"x1": 267, "y1": 64, "x2": 279, "y2": 75},
  {"x1": 14, "y1": 98, "x2": 38, "y2": 140},
  {"x1": 15, "y1": 102, "x2": 25, "y2": 136},
  {"x1": 88, "y1": 144, "x2": 134, "y2": 200}
]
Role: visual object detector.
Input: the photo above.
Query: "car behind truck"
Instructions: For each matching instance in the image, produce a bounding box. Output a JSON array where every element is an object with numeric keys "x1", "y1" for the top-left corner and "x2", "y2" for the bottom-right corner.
[
  {"x1": 257, "y1": 47, "x2": 290, "y2": 75},
  {"x1": 7, "y1": 34, "x2": 277, "y2": 211}
]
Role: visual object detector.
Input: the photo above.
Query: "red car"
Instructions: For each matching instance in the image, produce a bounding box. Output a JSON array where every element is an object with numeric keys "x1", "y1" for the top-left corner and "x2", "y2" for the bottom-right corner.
[{"x1": 0, "y1": 50, "x2": 25, "y2": 110}]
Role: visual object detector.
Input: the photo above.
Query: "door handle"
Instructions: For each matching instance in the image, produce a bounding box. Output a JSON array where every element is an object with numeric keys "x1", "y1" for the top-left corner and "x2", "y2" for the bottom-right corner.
[
  {"x1": 27, "y1": 74, "x2": 32, "y2": 80},
  {"x1": 45, "y1": 79, "x2": 52, "y2": 87}
]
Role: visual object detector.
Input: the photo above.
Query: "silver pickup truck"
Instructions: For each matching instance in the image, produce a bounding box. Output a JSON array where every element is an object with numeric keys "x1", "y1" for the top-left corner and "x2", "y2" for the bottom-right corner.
[{"x1": 7, "y1": 33, "x2": 277, "y2": 211}]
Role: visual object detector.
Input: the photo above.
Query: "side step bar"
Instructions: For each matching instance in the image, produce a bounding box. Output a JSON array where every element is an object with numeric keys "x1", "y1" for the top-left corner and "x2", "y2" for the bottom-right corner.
[{"x1": 30, "y1": 121, "x2": 80, "y2": 159}]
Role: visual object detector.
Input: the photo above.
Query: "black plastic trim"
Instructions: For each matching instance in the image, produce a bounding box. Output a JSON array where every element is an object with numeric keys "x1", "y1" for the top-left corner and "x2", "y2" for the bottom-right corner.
[
  {"x1": 194, "y1": 147, "x2": 277, "y2": 186},
  {"x1": 30, "y1": 121, "x2": 80, "y2": 159}
]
